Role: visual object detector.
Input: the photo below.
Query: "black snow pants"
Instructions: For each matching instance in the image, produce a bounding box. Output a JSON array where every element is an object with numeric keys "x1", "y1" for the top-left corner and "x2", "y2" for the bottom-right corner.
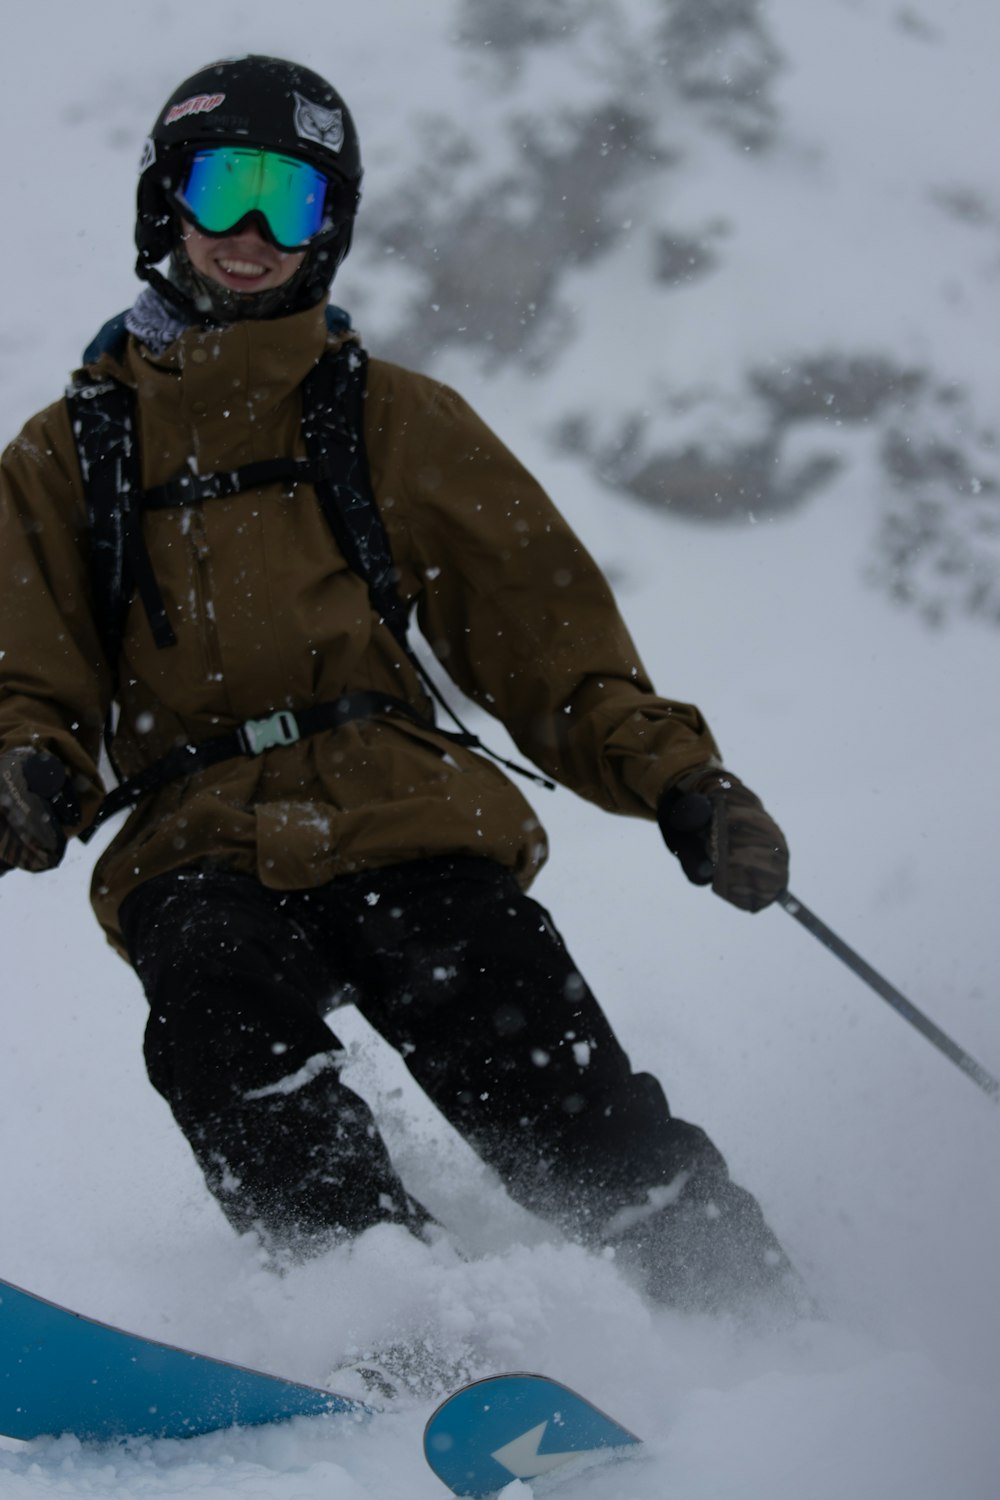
[{"x1": 120, "y1": 856, "x2": 798, "y2": 1315}]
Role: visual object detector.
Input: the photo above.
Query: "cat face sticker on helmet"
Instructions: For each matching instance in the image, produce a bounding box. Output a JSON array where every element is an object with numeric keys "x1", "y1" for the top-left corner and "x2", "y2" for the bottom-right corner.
[{"x1": 293, "y1": 92, "x2": 344, "y2": 153}]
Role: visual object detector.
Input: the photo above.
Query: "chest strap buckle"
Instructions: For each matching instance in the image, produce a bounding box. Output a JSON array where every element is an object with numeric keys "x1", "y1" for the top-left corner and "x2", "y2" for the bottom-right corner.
[{"x1": 238, "y1": 711, "x2": 302, "y2": 756}]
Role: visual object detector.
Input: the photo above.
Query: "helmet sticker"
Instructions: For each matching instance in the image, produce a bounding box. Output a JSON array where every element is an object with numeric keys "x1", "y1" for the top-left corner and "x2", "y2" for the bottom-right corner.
[
  {"x1": 293, "y1": 92, "x2": 344, "y2": 153},
  {"x1": 138, "y1": 137, "x2": 156, "y2": 174},
  {"x1": 164, "y1": 92, "x2": 226, "y2": 126}
]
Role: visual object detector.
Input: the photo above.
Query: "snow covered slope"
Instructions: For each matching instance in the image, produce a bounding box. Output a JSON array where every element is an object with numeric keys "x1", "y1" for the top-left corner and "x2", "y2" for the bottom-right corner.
[{"x1": 1, "y1": 3, "x2": 998, "y2": 1497}]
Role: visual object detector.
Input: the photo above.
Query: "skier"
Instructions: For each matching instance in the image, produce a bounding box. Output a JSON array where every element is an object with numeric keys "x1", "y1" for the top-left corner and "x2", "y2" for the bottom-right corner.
[{"x1": 0, "y1": 56, "x2": 799, "y2": 1318}]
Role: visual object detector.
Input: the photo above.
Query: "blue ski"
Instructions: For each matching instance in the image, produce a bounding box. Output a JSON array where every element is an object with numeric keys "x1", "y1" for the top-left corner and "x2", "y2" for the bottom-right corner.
[
  {"x1": 0, "y1": 1275, "x2": 365, "y2": 1441},
  {"x1": 424, "y1": 1372, "x2": 641, "y2": 1496}
]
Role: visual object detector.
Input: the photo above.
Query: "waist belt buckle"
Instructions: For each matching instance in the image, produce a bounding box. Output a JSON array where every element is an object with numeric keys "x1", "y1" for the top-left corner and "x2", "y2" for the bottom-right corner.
[{"x1": 238, "y1": 710, "x2": 301, "y2": 756}]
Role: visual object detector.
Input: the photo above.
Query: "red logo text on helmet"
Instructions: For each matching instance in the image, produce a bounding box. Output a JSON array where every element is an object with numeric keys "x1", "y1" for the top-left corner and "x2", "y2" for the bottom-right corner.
[{"x1": 164, "y1": 93, "x2": 226, "y2": 126}]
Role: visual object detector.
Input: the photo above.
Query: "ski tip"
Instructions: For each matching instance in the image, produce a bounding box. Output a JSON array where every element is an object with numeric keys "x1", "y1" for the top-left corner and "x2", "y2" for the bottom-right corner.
[{"x1": 424, "y1": 1372, "x2": 640, "y2": 1498}]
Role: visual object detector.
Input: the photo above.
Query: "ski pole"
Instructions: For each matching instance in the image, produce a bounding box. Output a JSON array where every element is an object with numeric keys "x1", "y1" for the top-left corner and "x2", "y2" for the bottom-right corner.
[{"x1": 778, "y1": 890, "x2": 1000, "y2": 1104}]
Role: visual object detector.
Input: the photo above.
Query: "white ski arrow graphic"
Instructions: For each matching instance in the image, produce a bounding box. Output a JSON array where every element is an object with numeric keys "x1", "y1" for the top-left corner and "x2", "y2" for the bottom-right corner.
[{"x1": 491, "y1": 1419, "x2": 588, "y2": 1479}]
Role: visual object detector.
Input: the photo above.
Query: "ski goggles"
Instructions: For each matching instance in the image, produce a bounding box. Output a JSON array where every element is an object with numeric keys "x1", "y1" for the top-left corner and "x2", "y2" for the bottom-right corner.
[{"x1": 175, "y1": 146, "x2": 331, "y2": 250}]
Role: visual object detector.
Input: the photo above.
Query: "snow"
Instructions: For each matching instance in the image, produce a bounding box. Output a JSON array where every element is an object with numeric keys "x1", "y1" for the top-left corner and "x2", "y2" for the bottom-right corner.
[{"x1": 1, "y1": 2, "x2": 999, "y2": 1498}]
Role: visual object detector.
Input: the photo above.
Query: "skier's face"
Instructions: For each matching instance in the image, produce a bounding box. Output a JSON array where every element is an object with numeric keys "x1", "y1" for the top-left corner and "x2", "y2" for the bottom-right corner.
[{"x1": 179, "y1": 219, "x2": 307, "y2": 294}]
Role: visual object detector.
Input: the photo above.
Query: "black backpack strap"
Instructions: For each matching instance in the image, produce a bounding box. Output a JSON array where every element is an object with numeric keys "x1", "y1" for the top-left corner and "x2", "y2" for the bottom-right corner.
[
  {"x1": 65, "y1": 374, "x2": 177, "y2": 665},
  {"x1": 142, "y1": 458, "x2": 313, "y2": 510},
  {"x1": 300, "y1": 344, "x2": 411, "y2": 648},
  {"x1": 302, "y1": 345, "x2": 555, "y2": 790},
  {"x1": 79, "y1": 689, "x2": 472, "y2": 841}
]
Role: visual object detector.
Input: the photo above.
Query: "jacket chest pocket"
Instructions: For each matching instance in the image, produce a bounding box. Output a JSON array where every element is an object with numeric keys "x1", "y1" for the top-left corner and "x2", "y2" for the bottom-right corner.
[{"x1": 182, "y1": 508, "x2": 224, "y2": 682}]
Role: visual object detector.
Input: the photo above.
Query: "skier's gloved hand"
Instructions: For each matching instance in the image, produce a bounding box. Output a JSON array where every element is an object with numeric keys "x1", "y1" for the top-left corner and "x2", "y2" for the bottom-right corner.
[
  {"x1": 0, "y1": 748, "x2": 78, "y2": 873},
  {"x1": 658, "y1": 764, "x2": 789, "y2": 913}
]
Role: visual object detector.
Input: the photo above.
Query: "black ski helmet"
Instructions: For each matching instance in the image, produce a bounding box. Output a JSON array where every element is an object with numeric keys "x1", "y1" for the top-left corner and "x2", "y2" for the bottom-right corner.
[{"x1": 136, "y1": 55, "x2": 363, "y2": 312}]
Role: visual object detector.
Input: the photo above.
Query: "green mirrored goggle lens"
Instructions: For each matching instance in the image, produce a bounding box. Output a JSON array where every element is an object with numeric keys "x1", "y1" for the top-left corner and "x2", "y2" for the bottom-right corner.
[{"x1": 177, "y1": 147, "x2": 329, "y2": 248}]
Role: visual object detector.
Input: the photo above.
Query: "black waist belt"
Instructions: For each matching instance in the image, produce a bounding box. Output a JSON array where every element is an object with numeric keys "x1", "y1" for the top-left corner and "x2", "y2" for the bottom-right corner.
[{"x1": 81, "y1": 692, "x2": 473, "y2": 842}]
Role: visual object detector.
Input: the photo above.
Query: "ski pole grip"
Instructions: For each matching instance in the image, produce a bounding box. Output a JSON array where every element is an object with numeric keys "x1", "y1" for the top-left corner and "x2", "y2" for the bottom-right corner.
[
  {"x1": 666, "y1": 791, "x2": 714, "y2": 833},
  {"x1": 23, "y1": 754, "x2": 80, "y2": 827},
  {"x1": 658, "y1": 788, "x2": 716, "y2": 885},
  {"x1": 23, "y1": 755, "x2": 68, "y2": 800}
]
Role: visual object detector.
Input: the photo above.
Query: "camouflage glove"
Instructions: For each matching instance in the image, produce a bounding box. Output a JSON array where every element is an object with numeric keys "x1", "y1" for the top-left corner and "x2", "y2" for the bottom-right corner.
[
  {"x1": 0, "y1": 749, "x2": 78, "y2": 873},
  {"x1": 658, "y1": 765, "x2": 789, "y2": 913}
]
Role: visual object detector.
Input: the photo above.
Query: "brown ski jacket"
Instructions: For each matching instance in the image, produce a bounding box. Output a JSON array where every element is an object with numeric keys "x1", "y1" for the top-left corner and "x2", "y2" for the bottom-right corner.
[{"x1": 0, "y1": 299, "x2": 720, "y2": 953}]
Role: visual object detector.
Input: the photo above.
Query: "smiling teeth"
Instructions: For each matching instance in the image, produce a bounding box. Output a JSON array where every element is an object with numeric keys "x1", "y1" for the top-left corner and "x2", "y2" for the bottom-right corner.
[{"x1": 218, "y1": 258, "x2": 267, "y2": 276}]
